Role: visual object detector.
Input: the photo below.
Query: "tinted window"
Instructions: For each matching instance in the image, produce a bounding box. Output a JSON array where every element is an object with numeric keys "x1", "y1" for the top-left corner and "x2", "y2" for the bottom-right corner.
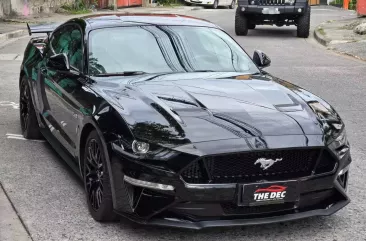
[
  {"x1": 88, "y1": 26, "x2": 258, "y2": 75},
  {"x1": 50, "y1": 26, "x2": 83, "y2": 70}
]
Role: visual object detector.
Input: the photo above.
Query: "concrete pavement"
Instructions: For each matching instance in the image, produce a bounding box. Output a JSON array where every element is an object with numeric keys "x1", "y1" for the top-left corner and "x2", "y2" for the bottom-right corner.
[
  {"x1": 0, "y1": 5, "x2": 366, "y2": 241},
  {"x1": 0, "y1": 183, "x2": 32, "y2": 241},
  {"x1": 314, "y1": 16, "x2": 366, "y2": 61}
]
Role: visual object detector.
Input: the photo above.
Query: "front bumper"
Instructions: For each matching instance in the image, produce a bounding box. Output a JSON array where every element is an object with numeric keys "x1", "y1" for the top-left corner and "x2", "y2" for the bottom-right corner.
[
  {"x1": 185, "y1": 0, "x2": 215, "y2": 5},
  {"x1": 147, "y1": 196, "x2": 349, "y2": 229},
  {"x1": 108, "y1": 142, "x2": 351, "y2": 229},
  {"x1": 238, "y1": 5, "x2": 306, "y2": 14}
]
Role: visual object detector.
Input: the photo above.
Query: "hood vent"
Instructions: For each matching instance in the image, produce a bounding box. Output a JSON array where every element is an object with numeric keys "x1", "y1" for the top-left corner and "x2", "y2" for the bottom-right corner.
[{"x1": 157, "y1": 95, "x2": 199, "y2": 108}]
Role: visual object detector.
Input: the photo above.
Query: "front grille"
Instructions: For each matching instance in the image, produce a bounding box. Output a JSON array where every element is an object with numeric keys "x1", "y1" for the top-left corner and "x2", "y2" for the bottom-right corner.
[
  {"x1": 256, "y1": 0, "x2": 288, "y2": 5},
  {"x1": 181, "y1": 149, "x2": 336, "y2": 184},
  {"x1": 221, "y1": 202, "x2": 295, "y2": 215}
]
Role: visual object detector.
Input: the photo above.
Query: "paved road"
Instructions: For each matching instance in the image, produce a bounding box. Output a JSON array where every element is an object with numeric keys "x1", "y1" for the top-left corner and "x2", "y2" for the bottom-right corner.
[{"x1": 0, "y1": 5, "x2": 365, "y2": 241}]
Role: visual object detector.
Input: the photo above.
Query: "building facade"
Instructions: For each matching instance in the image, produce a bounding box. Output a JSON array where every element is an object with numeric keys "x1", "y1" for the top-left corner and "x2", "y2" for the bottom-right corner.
[{"x1": 0, "y1": 0, "x2": 75, "y2": 18}]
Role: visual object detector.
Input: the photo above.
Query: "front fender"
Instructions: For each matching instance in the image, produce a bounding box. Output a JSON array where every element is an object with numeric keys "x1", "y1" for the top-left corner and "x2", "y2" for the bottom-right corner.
[{"x1": 78, "y1": 101, "x2": 136, "y2": 211}]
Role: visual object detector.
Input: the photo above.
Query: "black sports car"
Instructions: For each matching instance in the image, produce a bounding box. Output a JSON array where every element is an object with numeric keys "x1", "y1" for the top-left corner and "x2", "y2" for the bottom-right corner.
[{"x1": 20, "y1": 13, "x2": 351, "y2": 229}]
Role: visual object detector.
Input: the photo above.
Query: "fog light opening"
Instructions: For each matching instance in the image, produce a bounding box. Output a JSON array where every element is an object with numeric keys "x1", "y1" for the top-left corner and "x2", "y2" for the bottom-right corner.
[
  {"x1": 337, "y1": 166, "x2": 349, "y2": 191},
  {"x1": 132, "y1": 140, "x2": 149, "y2": 154}
]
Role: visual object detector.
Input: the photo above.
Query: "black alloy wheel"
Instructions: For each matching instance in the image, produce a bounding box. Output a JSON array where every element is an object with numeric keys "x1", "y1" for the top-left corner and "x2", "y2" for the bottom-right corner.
[
  {"x1": 20, "y1": 80, "x2": 30, "y2": 132},
  {"x1": 19, "y1": 76, "x2": 42, "y2": 139},
  {"x1": 85, "y1": 138, "x2": 104, "y2": 211},
  {"x1": 84, "y1": 130, "x2": 117, "y2": 222}
]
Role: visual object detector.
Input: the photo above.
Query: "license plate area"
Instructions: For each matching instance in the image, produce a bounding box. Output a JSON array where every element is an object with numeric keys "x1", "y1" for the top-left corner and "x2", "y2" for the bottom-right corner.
[
  {"x1": 238, "y1": 181, "x2": 299, "y2": 206},
  {"x1": 262, "y1": 7, "x2": 280, "y2": 14}
]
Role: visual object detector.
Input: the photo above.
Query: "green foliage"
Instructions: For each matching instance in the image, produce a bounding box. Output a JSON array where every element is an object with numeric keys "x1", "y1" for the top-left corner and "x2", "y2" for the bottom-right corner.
[
  {"x1": 329, "y1": 0, "x2": 342, "y2": 5},
  {"x1": 317, "y1": 27, "x2": 326, "y2": 36},
  {"x1": 329, "y1": 0, "x2": 357, "y2": 9},
  {"x1": 349, "y1": 0, "x2": 357, "y2": 10},
  {"x1": 156, "y1": 0, "x2": 184, "y2": 6},
  {"x1": 61, "y1": 0, "x2": 94, "y2": 14}
]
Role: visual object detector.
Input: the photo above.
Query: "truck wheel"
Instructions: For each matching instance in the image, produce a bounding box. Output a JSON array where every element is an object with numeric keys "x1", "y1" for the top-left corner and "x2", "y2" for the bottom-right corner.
[
  {"x1": 229, "y1": 0, "x2": 235, "y2": 9},
  {"x1": 248, "y1": 23, "x2": 256, "y2": 29},
  {"x1": 297, "y1": 6, "x2": 311, "y2": 38},
  {"x1": 235, "y1": 8, "x2": 248, "y2": 36}
]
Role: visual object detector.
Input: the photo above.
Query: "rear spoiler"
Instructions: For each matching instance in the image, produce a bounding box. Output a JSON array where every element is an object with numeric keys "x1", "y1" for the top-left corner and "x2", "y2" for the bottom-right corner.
[{"x1": 26, "y1": 23, "x2": 61, "y2": 36}]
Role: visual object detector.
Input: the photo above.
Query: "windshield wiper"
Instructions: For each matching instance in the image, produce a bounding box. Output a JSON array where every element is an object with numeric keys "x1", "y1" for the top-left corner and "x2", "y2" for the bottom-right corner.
[
  {"x1": 95, "y1": 71, "x2": 147, "y2": 77},
  {"x1": 250, "y1": 72, "x2": 262, "y2": 75},
  {"x1": 190, "y1": 70, "x2": 215, "y2": 72}
]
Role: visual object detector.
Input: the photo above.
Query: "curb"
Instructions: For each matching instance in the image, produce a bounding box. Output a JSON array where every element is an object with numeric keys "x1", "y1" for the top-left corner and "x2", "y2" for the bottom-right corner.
[
  {"x1": 0, "y1": 29, "x2": 28, "y2": 42},
  {"x1": 3, "y1": 19, "x2": 43, "y2": 24},
  {"x1": 313, "y1": 27, "x2": 330, "y2": 46}
]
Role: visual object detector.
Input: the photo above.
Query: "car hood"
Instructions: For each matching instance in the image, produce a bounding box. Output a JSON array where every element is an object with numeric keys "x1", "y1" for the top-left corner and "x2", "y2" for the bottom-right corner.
[{"x1": 91, "y1": 72, "x2": 342, "y2": 146}]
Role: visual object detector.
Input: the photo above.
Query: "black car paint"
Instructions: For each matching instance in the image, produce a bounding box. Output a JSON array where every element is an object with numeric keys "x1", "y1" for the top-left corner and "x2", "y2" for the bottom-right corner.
[{"x1": 21, "y1": 14, "x2": 350, "y2": 229}]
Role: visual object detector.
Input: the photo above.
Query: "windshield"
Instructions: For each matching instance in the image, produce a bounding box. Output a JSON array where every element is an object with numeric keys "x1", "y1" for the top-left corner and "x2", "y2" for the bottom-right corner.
[{"x1": 88, "y1": 26, "x2": 259, "y2": 76}]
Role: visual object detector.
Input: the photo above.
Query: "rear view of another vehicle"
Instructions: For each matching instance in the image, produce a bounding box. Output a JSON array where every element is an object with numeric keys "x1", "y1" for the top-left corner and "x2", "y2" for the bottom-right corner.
[
  {"x1": 185, "y1": 0, "x2": 236, "y2": 9},
  {"x1": 235, "y1": 0, "x2": 310, "y2": 37}
]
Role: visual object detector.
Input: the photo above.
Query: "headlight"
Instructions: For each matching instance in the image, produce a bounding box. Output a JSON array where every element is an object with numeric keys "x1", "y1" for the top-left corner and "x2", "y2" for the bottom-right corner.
[
  {"x1": 328, "y1": 127, "x2": 349, "y2": 160},
  {"x1": 284, "y1": 0, "x2": 295, "y2": 4},
  {"x1": 333, "y1": 127, "x2": 347, "y2": 149}
]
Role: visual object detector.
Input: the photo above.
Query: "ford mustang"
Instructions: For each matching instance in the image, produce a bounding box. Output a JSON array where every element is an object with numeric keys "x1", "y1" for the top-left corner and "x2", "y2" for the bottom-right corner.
[{"x1": 20, "y1": 13, "x2": 351, "y2": 229}]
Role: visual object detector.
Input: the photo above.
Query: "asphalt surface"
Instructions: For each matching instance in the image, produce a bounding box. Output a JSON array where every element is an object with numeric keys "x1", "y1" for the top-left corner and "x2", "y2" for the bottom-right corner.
[{"x1": 0, "y1": 5, "x2": 365, "y2": 241}]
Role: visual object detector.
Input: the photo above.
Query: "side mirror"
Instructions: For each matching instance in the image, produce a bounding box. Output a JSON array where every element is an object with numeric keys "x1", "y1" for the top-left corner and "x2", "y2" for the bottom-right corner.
[
  {"x1": 46, "y1": 53, "x2": 70, "y2": 71},
  {"x1": 253, "y1": 50, "x2": 271, "y2": 68}
]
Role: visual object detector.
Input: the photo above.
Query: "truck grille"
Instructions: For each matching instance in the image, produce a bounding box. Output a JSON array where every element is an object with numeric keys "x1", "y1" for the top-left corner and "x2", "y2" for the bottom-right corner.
[
  {"x1": 181, "y1": 149, "x2": 336, "y2": 184},
  {"x1": 257, "y1": 0, "x2": 287, "y2": 5}
]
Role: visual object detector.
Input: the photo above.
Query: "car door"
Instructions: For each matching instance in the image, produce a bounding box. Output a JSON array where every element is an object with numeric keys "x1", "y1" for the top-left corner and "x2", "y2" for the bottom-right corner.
[{"x1": 40, "y1": 24, "x2": 88, "y2": 157}]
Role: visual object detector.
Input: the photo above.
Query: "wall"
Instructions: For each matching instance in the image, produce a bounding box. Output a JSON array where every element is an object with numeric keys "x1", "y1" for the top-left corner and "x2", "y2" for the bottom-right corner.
[
  {"x1": 0, "y1": 0, "x2": 74, "y2": 18},
  {"x1": 0, "y1": 0, "x2": 12, "y2": 17}
]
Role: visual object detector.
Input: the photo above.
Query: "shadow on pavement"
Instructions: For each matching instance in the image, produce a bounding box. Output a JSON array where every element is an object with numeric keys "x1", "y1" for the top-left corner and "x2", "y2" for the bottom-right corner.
[{"x1": 248, "y1": 29, "x2": 297, "y2": 37}]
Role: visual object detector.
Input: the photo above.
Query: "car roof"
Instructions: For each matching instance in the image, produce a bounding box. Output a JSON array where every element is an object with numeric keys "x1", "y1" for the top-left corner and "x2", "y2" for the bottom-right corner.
[{"x1": 80, "y1": 13, "x2": 219, "y2": 29}]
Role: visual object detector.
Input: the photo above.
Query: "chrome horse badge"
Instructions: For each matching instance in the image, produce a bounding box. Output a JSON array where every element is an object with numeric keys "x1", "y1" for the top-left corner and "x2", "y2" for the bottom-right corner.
[{"x1": 254, "y1": 158, "x2": 283, "y2": 170}]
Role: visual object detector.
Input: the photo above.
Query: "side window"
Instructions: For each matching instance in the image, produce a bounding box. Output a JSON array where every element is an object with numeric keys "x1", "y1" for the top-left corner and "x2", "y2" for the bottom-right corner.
[{"x1": 50, "y1": 26, "x2": 83, "y2": 71}]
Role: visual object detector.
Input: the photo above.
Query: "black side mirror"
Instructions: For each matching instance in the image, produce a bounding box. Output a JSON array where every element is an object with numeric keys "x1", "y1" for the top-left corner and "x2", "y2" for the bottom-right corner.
[
  {"x1": 253, "y1": 50, "x2": 271, "y2": 68},
  {"x1": 47, "y1": 53, "x2": 70, "y2": 71}
]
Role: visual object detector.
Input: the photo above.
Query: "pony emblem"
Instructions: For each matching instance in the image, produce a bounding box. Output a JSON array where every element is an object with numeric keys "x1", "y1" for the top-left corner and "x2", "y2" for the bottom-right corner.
[{"x1": 254, "y1": 158, "x2": 283, "y2": 170}]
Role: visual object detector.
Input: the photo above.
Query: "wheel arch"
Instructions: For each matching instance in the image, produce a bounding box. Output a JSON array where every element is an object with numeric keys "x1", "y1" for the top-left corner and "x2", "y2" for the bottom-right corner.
[
  {"x1": 79, "y1": 123, "x2": 96, "y2": 176},
  {"x1": 78, "y1": 120, "x2": 120, "y2": 208},
  {"x1": 78, "y1": 107, "x2": 135, "y2": 211}
]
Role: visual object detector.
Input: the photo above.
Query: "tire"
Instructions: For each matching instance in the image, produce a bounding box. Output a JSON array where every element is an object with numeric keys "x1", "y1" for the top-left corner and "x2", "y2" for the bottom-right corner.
[
  {"x1": 213, "y1": 0, "x2": 218, "y2": 9},
  {"x1": 229, "y1": 0, "x2": 235, "y2": 9},
  {"x1": 297, "y1": 6, "x2": 311, "y2": 38},
  {"x1": 235, "y1": 8, "x2": 248, "y2": 36},
  {"x1": 84, "y1": 130, "x2": 118, "y2": 222},
  {"x1": 19, "y1": 76, "x2": 42, "y2": 140},
  {"x1": 248, "y1": 23, "x2": 256, "y2": 29}
]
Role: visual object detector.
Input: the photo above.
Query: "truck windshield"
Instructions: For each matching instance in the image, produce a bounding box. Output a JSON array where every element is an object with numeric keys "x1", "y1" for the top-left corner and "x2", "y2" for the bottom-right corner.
[{"x1": 88, "y1": 25, "x2": 259, "y2": 75}]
